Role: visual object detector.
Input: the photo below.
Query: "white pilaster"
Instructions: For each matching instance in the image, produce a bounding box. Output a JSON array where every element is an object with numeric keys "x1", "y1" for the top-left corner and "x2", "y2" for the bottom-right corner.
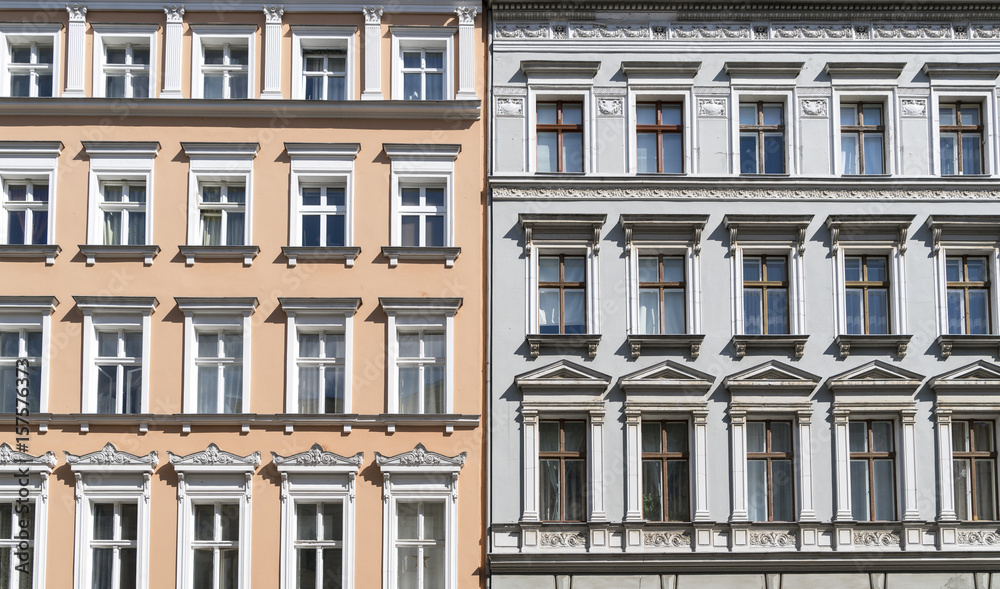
[
  {"x1": 833, "y1": 410, "x2": 854, "y2": 521},
  {"x1": 901, "y1": 409, "x2": 921, "y2": 521},
  {"x1": 521, "y1": 409, "x2": 539, "y2": 521},
  {"x1": 692, "y1": 410, "x2": 711, "y2": 521},
  {"x1": 162, "y1": 6, "x2": 185, "y2": 98},
  {"x1": 589, "y1": 411, "x2": 606, "y2": 522},
  {"x1": 361, "y1": 6, "x2": 383, "y2": 100},
  {"x1": 797, "y1": 410, "x2": 818, "y2": 521},
  {"x1": 624, "y1": 410, "x2": 642, "y2": 522},
  {"x1": 454, "y1": 7, "x2": 477, "y2": 100},
  {"x1": 64, "y1": 5, "x2": 87, "y2": 97},
  {"x1": 935, "y1": 409, "x2": 958, "y2": 521},
  {"x1": 729, "y1": 410, "x2": 748, "y2": 521},
  {"x1": 261, "y1": 5, "x2": 284, "y2": 99}
]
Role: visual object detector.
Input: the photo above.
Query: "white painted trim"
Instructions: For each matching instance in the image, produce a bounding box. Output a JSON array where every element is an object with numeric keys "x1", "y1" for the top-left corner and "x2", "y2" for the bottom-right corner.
[
  {"x1": 282, "y1": 306, "x2": 355, "y2": 414},
  {"x1": 72, "y1": 477, "x2": 153, "y2": 589},
  {"x1": 177, "y1": 301, "x2": 257, "y2": 414},
  {"x1": 84, "y1": 147, "x2": 157, "y2": 247},
  {"x1": 0, "y1": 460, "x2": 51, "y2": 589},
  {"x1": 360, "y1": 7, "x2": 382, "y2": 100},
  {"x1": 626, "y1": 89, "x2": 694, "y2": 176},
  {"x1": 931, "y1": 241, "x2": 1000, "y2": 336},
  {"x1": 731, "y1": 88, "x2": 796, "y2": 175},
  {"x1": 527, "y1": 243, "x2": 600, "y2": 335},
  {"x1": 290, "y1": 26, "x2": 356, "y2": 101},
  {"x1": 288, "y1": 145, "x2": 357, "y2": 247},
  {"x1": 626, "y1": 243, "x2": 700, "y2": 335},
  {"x1": 183, "y1": 147, "x2": 257, "y2": 248},
  {"x1": 382, "y1": 301, "x2": 458, "y2": 414},
  {"x1": 0, "y1": 146, "x2": 60, "y2": 248},
  {"x1": 454, "y1": 9, "x2": 478, "y2": 100},
  {"x1": 730, "y1": 410, "x2": 749, "y2": 522},
  {"x1": 832, "y1": 411, "x2": 853, "y2": 521},
  {"x1": 930, "y1": 88, "x2": 998, "y2": 177},
  {"x1": 390, "y1": 27, "x2": 455, "y2": 100},
  {"x1": 832, "y1": 243, "x2": 907, "y2": 335},
  {"x1": 831, "y1": 88, "x2": 899, "y2": 176},
  {"x1": 190, "y1": 25, "x2": 257, "y2": 100},
  {"x1": 162, "y1": 6, "x2": 184, "y2": 98},
  {"x1": 90, "y1": 24, "x2": 159, "y2": 99},
  {"x1": 77, "y1": 302, "x2": 156, "y2": 414},
  {"x1": 386, "y1": 146, "x2": 458, "y2": 251},
  {"x1": 0, "y1": 308, "x2": 51, "y2": 413},
  {"x1": 0, "y1": 24, "x2": 62, "y2": 98},
  {"x1": 526, "y1": 88, "x2": 592, "y2": 174},
  {"x1": 730, "y1": 243, "x2": 804, "y2": 336},
  {"x1": 261, "y1": 6, "x2": 284, "y2": 99},
  {"x1": 64, "y1": 8, "x2": 86, "y2": 97}
]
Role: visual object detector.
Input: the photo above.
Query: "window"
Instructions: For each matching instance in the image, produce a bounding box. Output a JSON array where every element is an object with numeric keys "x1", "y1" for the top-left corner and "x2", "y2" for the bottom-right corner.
[
  {"x1": 637, "y1": 256, "x2": 685, "y2": 335},
  {"x1": 196, "y1": 330, "x2": 243, "y2": 413},
  {"x1": 199, "y1": 184, "x2": 245, "y2": 246},
  {"x1": 170, "y1": 445, "x2": 257, "y2": 589},
  {"x1": 539, "y1": 419, "x2": 587, "y2": 522},
  {"x1": 396, "y1": 502, "x2": 445, "y2": 588},
  {"x1": 100, "y1": 183, "x2": 146, "y2": 245},
  {"x1": 399, "y1": 186, "x2": 445, "y2": 247},
  {"x1": 0, "y1": 501, "x2": 34, "y2": 589},
  {"x1": 742, "y1": 256, "x2": 788, "y2": 335},
  {"x1": 402, "y1": 50, "x2": 444, "y2": 100},
  {"x1": 940, "y1": 102, "x2": 983, "y2": 175},
  {"x1": 103, "y1": 45, "x2": 150, "y2": 98},
  {"x1": 953, "y1": 420, "x2": 997, "y2": 521},
  {"x1": 739, "y1": 102, "x2": 784, "y2": 174},
  {"x1": 293, "y1": 502, "x2": 344, "y2": 587},
  {"x1": 641, "y1": 421, "x2": 689, "y2": 522},
  {"x1": 177, "y1": 298, "x2": 257, "y2": 415},
  {"x1": 2, "y1": 180, "x2": 47, "y2": 245},
  {"x1": 291, "y1": 27, "x2": 354, "y2": 101},
  {"x1": 747, "y1": 420, "x2": 794, "y2": 522},
  {"x1": 947, "y1": 255, "x2": 991, "y2": 335},
  {"x1": 95, "y1": 330, "x2": 142, "y2": 414},
  {"x1": 88, "y1": 502, "x2": 138, "y2": 589},
  {"x1": 192, "y1": 503, "x2": 240, "y2": 588},
  {"x1": 285, "y1": 143, "x2": 358, "y2": 264},
  {"x1": 397, "y1": 328, "x2": 445, "y2": 414},
  {"x1": 296, "y1": 331, "x2": 345, "y2": 414},
  {"x1": 8, "y1": 41, "x2": 52, "y2": 97},
  {"x1": 537, "y1": 101, "x2": 583, "y2": 173},
  {"x1": 191, "y1": 27, "x2": 255, "y2": 100},
  {"x1": 538, "y1": 255, "x2": 586, "y2": 335},
  {"x1": 841, "y1": 103, "x2": 884, "y2": 175},
  {"x1": 845, "y1": 255, "x2": 890, "y2": 335},
  {"x1": 636, "y1": 102, "x2": 683, "y2": 174},
  {"x1": 376, "y1": 444, "x2": 465, "y2": 589},
  {"x1": 0, "y1": 328, "x2": 41, "y2": 413},
  {"x1": 849, "y1": 420, "x2": 896, "y2": 521}
]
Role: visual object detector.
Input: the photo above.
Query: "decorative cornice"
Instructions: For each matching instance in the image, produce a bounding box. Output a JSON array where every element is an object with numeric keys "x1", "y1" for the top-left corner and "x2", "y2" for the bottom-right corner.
[
  {"x1": 168, "y1": 443, "x2": 261, "y2": 469},
  {"x1": 272, "y1": 444, "x2": 363, "y2": 468},
  {"x1": 65, "y1": 443, "x2": 157, "y2": 469},
  {"x1": 0, "y1": 443, "x2": 56, "y2": 469},
  {"x1": 375, "y1": 443, "x2": 467, "y2": 468},
  {"x1": 492, "y1": 185, "x2": 1000, "y2": 202}
]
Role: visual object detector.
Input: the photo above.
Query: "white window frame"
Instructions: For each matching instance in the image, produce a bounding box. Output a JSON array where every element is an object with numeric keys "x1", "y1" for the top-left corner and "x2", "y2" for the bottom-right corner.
[
  {"x1": 182, "y1": 143, "x2": 257, "y2": 249},
  {"x1": 83, "y1": 142, "x2": 158, "y2": 249},
  {"x1": 66, "y1": 443, "x2": 156, "y2": 589},
  {"x1": 75, "y1": 297, "x2": 157, "y2": 415},
  {"x1": 191, "y1": 26, "x2": 256, "y2": 100},
  {"x1": 176, "y1": 298, "x2": 257, "y2": 415},
  {"x1": 390, "y1": 27, "x2": 454, "y2": 101},
  {"x1": 375, "y1": 444, "x2": 465, "y2": 589},
  {"x1": 397, "y1": 183, "x2": 447, "y2": 248},
  {"x1": 832, "y1": 90, "x2": 897, "y2": 176},
  {"x1": 291, "y1": 26, "x2": 355, "y2": 101},
  {"x1": 929, "y1": 87, "x2": 997, "y2": 177},
  {"x1": 381, "y1": 298, "x2": 460, "y2": 415},
  {"x1": 169, "y1": 445, "x2": 259, "y2": 589},
  {"x1": 274, "y1": 444, "x2": 362, "y2": 589},
  {"x1": 287, "y1": 143, "x2": 358, "y2": 250},
  {"x1": 928, "y1": 217, "x2": 1000, "y2": 339},
  {"x1": 280, "y1": 298, "x2": 359, "y2": 415},
  {"x1": 385, "y1": 144, "x2": 459, "y2": 251},
  {"x1": 732, "y1": 90, "x2": 795, "y2": 175},
  {"x1": 0, "y1": 444, "x2": 54, "y2": 589},
  {"x1": 0, "y1": 25, "x2": 60, "y2": 98},
  {"x1": 1, "y1": 178, "x2": 49, "y2": 246},
  {"x1": 91, "y1": 25, "x2": 158, "y2": 99},
  {"x1": 628, "y1": 91, "x2": 694, "y2": 175},
  {"x1": 0, "y1": 142, "x2": 60, "y2": 252},
  {"x1": 0, "y1": 297, "x2": 55, "y2": 414},
  {"x1": 527, "y1": 89, "x2": 592, "y2": 175}
]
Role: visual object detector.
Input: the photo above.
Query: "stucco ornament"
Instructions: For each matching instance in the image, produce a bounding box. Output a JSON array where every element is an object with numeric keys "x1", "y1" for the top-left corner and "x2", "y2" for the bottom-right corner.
[
  {"x1": 900, "y1": 99, "x2": 927, "y2": 117},
  {"x1": 643, "y1": 531, "x2": 691, "y2": 548},
  {"x1": 540, "y1": 532, "x2": 587, "y2": 548},
  {"x1": 496, "y1": 97, "x2": 524, "y2": 117},
  {"x1": 958, "y1": 530, "x2": 1000, "y2": 545},
  {"x1": 801, "y1": 98, "x2": 829, "y2": 117},
  {"x1": 873, "y1": 24, "x2": 950, "y2": 39},
  {"x1": 672, "y1": 25, "x2": 750, "y2": 39},
  {"x1": 455, "y1": 7, "x2": 477, "y2": 25},
  {"x1": 273, "y1": 443, "x2": 364, "y2": 467},
  {"x1": 495, "y1": 24, "x2": 549, "y2": 38},
  {"x1": 65, "y1": 442, "x2": 157, "y2": 466},
  {"x1": 698, "y1": 98, "x2": 727, "y2": 117},
  {"x1": 598, "y1": 98, "x2": 623, "y2": 116},
  {"x1": 0, "y1": 442, "x2": 56, "y2": 467},
  {"x1": 375, "y1": 443, "x2": 467, "y2": 467},
  {"x1": 362, "y1": 6, "x2": 383, "y2": 24},
  {"x1": 854, "y1": 531, "x2": 900, "y2": 546},
  {"x1": 773, "y1": 25, "x2": 852, "y2": 39},
  {"x1": 750, "y1": 531, "x2": 797, "y2": 547}
]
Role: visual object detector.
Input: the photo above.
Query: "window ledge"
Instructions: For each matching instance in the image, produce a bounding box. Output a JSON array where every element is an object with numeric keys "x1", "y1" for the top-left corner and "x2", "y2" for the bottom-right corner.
[
  {"x1": 178, "y1": 245, "x2": 260, "y2": 266},
  {"x1": 281, "y1": 246, "x2": 360, "y2": 268},
  {"x1": 381, "y1": 246, "x2": 461, "y2": 268},
  {"x1": 526, "y1": 334, "x2": 601, "y2": 359},
  {"x1": 835, "y1": 334, "x2": 912, "y2": 359},
  {"x1": 0, "y1": 244, "x2": 60, "y2": 265},
  {"x1": 732, "y1": 334, "x2": 808, "y2": 359},
  {"x1": 78, "y1": 244, "x2": 160, "y2": 266},
  {"x1": 627, "y1": 334, "x2": 705, "y2": 359},
  {"x1": 936, "y1": 334, "x2": 1000, "y2": 359}
]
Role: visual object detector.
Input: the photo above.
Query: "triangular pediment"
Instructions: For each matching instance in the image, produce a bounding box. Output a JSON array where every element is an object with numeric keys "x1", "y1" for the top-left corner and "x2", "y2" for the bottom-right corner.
[
  {"x1": 935, "y1": 360, "x2": 1000, "y2": 382},
  {"x1": 725, "y1": 361, "x2": 821, "y2": 386},
  {"x1": 619, "y1": 361, "x2": 715, "y2": 396},
  {"x1": 931, "y1": 361, "x2": 1000, "y2": 401},
  {"x1": 830, "y1": 361, "x2": 924, "y2": 384},
  {"x1": 515, "y1": 360, "x2": 611, "y2": 389}
]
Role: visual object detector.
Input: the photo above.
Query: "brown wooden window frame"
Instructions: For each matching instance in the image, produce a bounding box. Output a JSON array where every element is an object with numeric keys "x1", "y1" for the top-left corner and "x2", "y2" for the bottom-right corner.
[
  {"x1": 841, "y1": 102, "x2": 885, "y2": 175},
  {"x1": 850, "y1": 419, "x2": 897, "y2": 521},
  {"x1": 739, "y1": 101, "x2": 785, "y2": 174},
  {"x1": 640, "y1": 419, "x2": 690, "y2": 522},
  {"x1": 947, "y1": 254, "x2": 992, "y2": 335},
  {"x1": 537, "y1": 100, "x2": 584, "y2": 173},
  {"x1": 953, "y1": 419, "x2": 998, "y2": 521},
  {"x1": 539, "y1": 419, "x2": 587, "y2": 523},
  {"x1": 743, "y1": 255, "x2": 789, "y2": 335},
  {"x1": 538, "y1": 253, "x2": 587, "y2": 334},
  {"x1": 845, "y1": 255, "x2": 891, "y2": 335},
  {"x1": 940, "y1": 101, "x2": 984, "y2": 175},
  {"x1": 747, "y1": 420, "x2": 795, "y2": 522},
  {"x1": 638, "y1": 254, "x2": 686, "y2": 334},
  {"x1": 636, "y1": 101, "x2": 684, "y2": 174}
]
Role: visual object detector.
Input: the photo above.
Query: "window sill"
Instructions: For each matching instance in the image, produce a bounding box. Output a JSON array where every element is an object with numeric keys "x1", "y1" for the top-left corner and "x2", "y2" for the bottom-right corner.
[
  {"x1": 178, "y1": 245, "x2": 260, "y2": 266},
  {"x1": 732, "y1": 334, "x2": 808, "y2": 359},
  {"x1": 78, "y1": 244, "x2": 160, "y2": 266},
  {"x1": 936, "y1": 334, "x2": 1000, "y2": 359},
  {"x1": 282, "y1": 246, "x2": 360, "y2": 268},
  {"x1": 627, "y1": 334, "x2": 705, "y2": 359},
  {"x1": 0, "y1": 244, "x2": 61, "y2": 265},
  {"x1": 381, "y1": 246, "x2": 461, "y2": 268},
  {"x1": 526, "y1": 333, "x2": 601, "y2": 359},
  {"x1": 835, "y1": 334, "x2": 912, "y2": 359}
]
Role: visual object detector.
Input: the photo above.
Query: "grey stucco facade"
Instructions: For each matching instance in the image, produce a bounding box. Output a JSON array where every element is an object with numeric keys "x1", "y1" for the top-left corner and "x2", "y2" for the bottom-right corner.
[{"x1": 487, "y1": 1, "x2": 1000, "y2": 587}]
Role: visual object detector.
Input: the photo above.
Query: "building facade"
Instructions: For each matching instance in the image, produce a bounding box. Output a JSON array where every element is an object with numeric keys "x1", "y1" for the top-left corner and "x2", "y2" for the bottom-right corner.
[
  {"x1": 0, "y1": 2, "x2": 485, "y2": 588},
  {"x1": 487, "y1": 1, "x2": 1000, "y2": 587}
]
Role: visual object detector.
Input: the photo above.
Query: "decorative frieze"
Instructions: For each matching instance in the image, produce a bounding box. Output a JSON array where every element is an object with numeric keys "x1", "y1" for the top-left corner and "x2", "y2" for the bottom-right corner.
[
  {"x1": 493, "y1": 186, "x2": 1000, "y2": 201},
  {"x1": 772, "y1": 24, "x2": 853, "y2": 39},
  {"x1": 750, "y1": 531, "x2": 797, "y2": 547},
  {"x1": 900, "y1": 98, "x2": 927, "y2": 117},
  {"x1": 800, "y1": 98, "x2": 829, "y2": 117},
  {"x1": 854, "y1": 530, "x2": 901, "y2": 546},
  {"x1": 673, "y1": 24, "x2": 750, "y2": 39},
  {"x1": 972, "y1": 25, "x2": 1000, "y2": 39},
  {"x1": 540, "y1": 532, "x2": 588, "y2": 548},
  {"x1": 957, "y1": 530, "x2": 1000, "y2": 545},
  {"x1": 643, "y1": 531, "x2": 692, "y2": 548},
  {"x1": 873, "y1": 24, "x2": 951, "y2": 39}
]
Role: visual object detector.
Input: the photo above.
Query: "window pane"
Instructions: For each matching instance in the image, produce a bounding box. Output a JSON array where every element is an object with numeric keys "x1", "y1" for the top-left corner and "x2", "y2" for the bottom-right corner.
[
  {"x1": 96, "y1": 366, "x2": 116, "y2": 413},
  {"x1": 642, "y1": 460, "x2": 664, "y2": 521},
  {"x1": 537, "y1": 132, "x2": 557, "y2": 172},
  {"x1": 563, "y1": 421, "x2": 586, "y2": 453},
  {"x1": 423, "y1": 332, "x2": 445, "y2": 358},
  {"x1": 197, "y1": 366, "x2": 217, "y2": 413},
  {"x1": 424, "y1": 188, "x2": 445, "y2": 207},
  {"x1": 302, "y1": 215, "x2": 321, "y2": 246},
  {"x1": 562, "y1": 132, "x2": 583, "y2": 173},
  {"x1": 637, "y1": 257, "x2": 658, "y2": 282},
  {"x1": 662, "y1": 133, "x2": 683, "y2": 173},
  {"x1": 322, "y1": 548, "x2": 342, "y2": 589},
  {"x1": 845, "y1": 289, "x2": 863, "y2": 334},
  {"x1": 193, "y1": 549, "x2": 213, "y2": 588},
  {"x1": 132, "y1": 47, "x2": 150, "y2": 66},
  {"x1": 873, "y1": 459, "x2": 895, "y2": 520},
  {"x1": 106, "y1": 74, "x2": 125, "y2": 98},
  {"x1": 120, "y1": 503, "x2": 138, "y2": 540},
  {"x1": 425, "y1": 73, "x2": 444, "y2": 100},
  {"x1": 955, "y1": 458, "x2": 971, "y2": 520},
  {"x1": 662, "y1": 258, "x2": 684, "y2": 282},
  {"x1": 844, "y1": 257, "x2": 862, "y2": 282},
  {"x1": 963, "y1": 134, "x2": 983, "y2": 174},
  {"x1": 636, "y1": 104, "x2": 657, "y2": 125},
  {"x1": 867, "y1": 289, "x2": 889, "y2": 334},
  {"x1": 767, "y1": 289, "x2": 788, "y2": 334},
  {"x1": 400, "y1": 215, "x2": 420, "y2": 246},
  {"x1": 201, "y1": 213, "x2": 221, "y2": 246},
  {"x1": 969, "y1": 290, "x2": 990, "y2": 334},
  {"x1": 229, "y1": 74, "x2": 248, "y2": 99},
  {"x1": 941, "y1": 133, "x2": 958, "y2": 175},
  {"x1": 862, "y1": 104, "x2": 883, "y2": 126},
  {"x1": 9, "y1": 75, "x2": 29, "y2": 97},
  {"x1": 323, "y1": 214, "x2": 346, "y2": 247},
  {"x1": 564, "y1": 460, "x2": 586, "y2": 521},
  {"x1": 765, "y1": 258, "x2": 786, "y2": 281},
  {"x1": 946, "y1": 258, "x2": 963, "y2": 286},
  {"x1": 423, "y1": 365, "x2": 444, "y2": 413},
  {"x1": 872, "y1": 422, "x2": 891, "y2": 453},
  {"x1": 771, "y1": 422, "x2": 792, "y2": 453},
  {"x1": 204, "y1": 74, "x2": 224, "y2": 99},
  {"x1": 641, "y1": 422, "x2": 661, "y2": 453},
  {"x1": 539, "y1": 421, "x2": 559, "y2": 452},
  {"x1": 564, "y1": 257, "x2": 585, "y2": 282},
  {"x1": 104, "y1": 211, "x2": 122, "y2": 245},
  {"x1": 323, "y1": 503, "x2": 343, "y2": 541},
  {"x1": 539, "y1": 459, "x2": 560, "y2": 520},
  {"x1": 747, "y1": 422, "x2": 766, "y2": 453},
  {"x1": 841, "y1": 105, "x2": 858, "y2": 125},
  {"x1": 124, "y1": 366, "x2": 142, "y2": 414},
  {"x1": 298, "y1": 549, "x2": 317, "y2": 589},
  {"x1": 976, "y1": 460, "x2": 996, "y2": 520},
  {"x1": 763, "y1": 133, "x2": 784, "y2": 174},
  {"x1": 762, "y1": 104, "x2": 783, "y2": 125},
  {"x1": 221, "y1": 504, "x2": 239, "y2": 541},
  {"x1": 32, "y1": 185, "x2": 48, "y2": 202},
  {"x1": 92, "y1": 547, "x2": 114, "y2": 588},
  {"x1": 636, "y1": 133, "x2": 658, "y2": 173},
  {"x1": 940, "y1": 105, "x2": 957, "y2": 125},
  {"x1": 425, "y1": 216, "x2": 444, "y2": 247},
  {"x1": 397, "y1": 546, "x2": 418, "y2": 589},
  {"x1": 221, "y1": 548, "x2": 239, "y2": 589},
  {"x1": 747, "y1": 459, "x2": 767, "y2": 521},
  {"x1": 639, "y1": 290, "x2": 661, "y2": 333},
  {"x1": 961, "y1": 105, "x2": 981, "y2": 126},
  {"x1": 299, "y1": 366, "x2": 320, "y2": 413},
  {"x1": 953, "y1": 421, "x2": 970, "y2": 452},
  {"x1": 398, "y1": 366, "x2": 419, "y2": 413},
  {"x1": 743, "y1": 288, "x2": 762, "y2": 335},
  {"x1": 403, "y1": 72, "x2": 421, "y2": 100},
  {"x1": 563, "y1": 290, "x2": 585, "y2": 334},
  {"x1": 128, "y1": 211, "x2": 145, "y2": 245},
  {"x1": 850, "y1": 460, "x2": 870, "y2": 521},
  {"x1": 662, "y1": 104, "x2": 682, "y2": 125},
  {"x1": 229, "y1": 48, "x2": 249, "y2": 66},
  {"x1": 849, "y1": 422, "x2": 868, "y2": 452},
  {"x1": 92, "y1": 503, "x2": 114, "y2": 539},
  {"x1": 967, "y1": 257, "x2": 988, "y2": 282},
  {"x1": 0, "y1": 333, "x2": 17, "y2": 357},
  {"x1": 867, "y1": 257, "x2": 888, "y2": 281},
  {"x1": 222, "y1": 365, "x2": 242, "y2": 413},
  {"x1": 538, "y1": 289, "x2": 560, "y2": 334},
  {"x1": 327, "y1": 77, "x2": 346, "y2": 101},
  {"x1": 224, "y1": 333, "x2": 242, "y2": 358},
  {"x1": 305, "y1": 76, "x2": 323, "y2": 100},
  {"x1": 739, "y1": 104, "x2": 757, "y2": 125},
  {"x1": 666, "y1": 460, "x2": 689, "y2": 521},
  {"x1": 37, "y1": 74, "x2": 52, "y2": 97},
  {"x1": 98, "y1": 332, "x2": 118, "y2": 357},
  {"x1": 537, "y1": 103, "x2": 557, "y2": 124},
  {"x1": 226, "y1": 212, "x2": 245, "y2": 246},
  {"x1": 194, "y1": 504, "x2": 215, "y2": 540},
  {"x1": 739, "y1": 134, "x2": 758, "y2": 173},
  {"x1": 772, "y1": 460, "x2": 794, "y2": 522},
  {"x1": 974, "y1": 422, "x2": 994, "y2": 452},
  {"x1": 663, "y1": 290, "x2": 685, "y2": 334},
  {"x1": 423, "y1": 502, "x2": 445, "y2": 540},
  {"x1": 325, "y1": 366, "x2": 345, "y2": 413},
  {"x1": 863, "y1": 134, "x2": 884, "y2": 174},
  {"x1": 297, "y1": 503, "x2": 317, "y2": 540},
  {"x1": 561, "y1": 104, "x2": 583, "y2": 125},
  {"x1": 665, "y1": 422, "x2": 688, "y2": 453}
]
